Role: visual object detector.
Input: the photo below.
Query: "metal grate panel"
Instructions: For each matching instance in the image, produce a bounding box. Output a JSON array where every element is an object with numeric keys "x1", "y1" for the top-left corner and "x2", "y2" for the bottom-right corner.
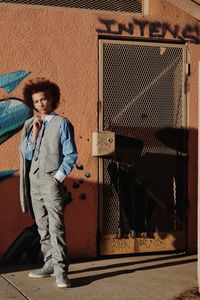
[
  {"x1": 1, "y1": 0, "x2": 143, "y2": 13},
  {"x1": 100, "y1": 40, "x2": 187, "y2": 237}
]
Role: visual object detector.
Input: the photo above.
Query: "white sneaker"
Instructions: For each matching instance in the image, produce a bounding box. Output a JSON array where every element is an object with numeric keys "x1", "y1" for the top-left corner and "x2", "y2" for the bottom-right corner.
[
  {"x1": 56, "y1": 274, "x2": 71, "y2": 288},
  {"x1": 28, "y1": 265, "x2": 54, "y2": 278}
]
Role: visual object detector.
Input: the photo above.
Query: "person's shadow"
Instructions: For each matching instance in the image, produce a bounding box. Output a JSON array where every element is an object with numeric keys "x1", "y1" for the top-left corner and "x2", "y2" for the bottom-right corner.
[{"x1": 69, "y1": 253, "x2": 196, "y2": 287}]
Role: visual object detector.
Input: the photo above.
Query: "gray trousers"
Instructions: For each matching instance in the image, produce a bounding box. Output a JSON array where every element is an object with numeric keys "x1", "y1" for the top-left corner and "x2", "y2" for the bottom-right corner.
[{"x1": 29, "y1": 168, "x2": 68, "y2": 275}]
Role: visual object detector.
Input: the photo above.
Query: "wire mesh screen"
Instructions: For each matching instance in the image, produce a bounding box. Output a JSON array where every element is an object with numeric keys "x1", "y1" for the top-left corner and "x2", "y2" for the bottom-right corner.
[
  {"x1": 1, "y1": 0, "x2": 143, "y2": 13},
  {"x1": 101, "y1": 41, "x2": 187, "y2": 237}
]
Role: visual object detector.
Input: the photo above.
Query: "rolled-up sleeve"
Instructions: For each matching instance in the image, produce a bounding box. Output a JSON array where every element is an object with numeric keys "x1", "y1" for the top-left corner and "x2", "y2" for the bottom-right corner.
[{"x1": 54, "y1": 119, "x2": 78, "y2": 183}]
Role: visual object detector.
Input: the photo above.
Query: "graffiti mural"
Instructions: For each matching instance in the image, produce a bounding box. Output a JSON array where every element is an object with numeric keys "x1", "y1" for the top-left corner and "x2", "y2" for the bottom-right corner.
[
  {"x1": 96, "y1": 18, "x2": 200, "y2": 44},
  {"x1": 0, "y1": 70, "x2": 31, "y2": 93},
  {"x1": 0, "y1": 98, "x2": 33, "y2": 144},
  {"x1": 0, "y1": 70, "x2": 35, "y2": 265},
  {"x1": 0, "y1": 170, "x2": 17, "y2": 182},
  {"x1": 0, "y1": 70, "x2": 32, "y2": 181}
]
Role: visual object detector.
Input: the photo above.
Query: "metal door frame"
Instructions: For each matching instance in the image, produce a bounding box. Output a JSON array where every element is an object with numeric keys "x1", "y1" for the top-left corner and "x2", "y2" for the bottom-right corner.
[{"x1": 98, "y1": 39, "x2": 188, "y2": 255}]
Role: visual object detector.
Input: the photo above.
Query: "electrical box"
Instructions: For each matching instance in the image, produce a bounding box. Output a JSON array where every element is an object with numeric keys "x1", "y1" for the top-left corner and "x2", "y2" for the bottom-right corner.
[{"x1": 92, "y1": 131, "x2": 115, "y2": 157}]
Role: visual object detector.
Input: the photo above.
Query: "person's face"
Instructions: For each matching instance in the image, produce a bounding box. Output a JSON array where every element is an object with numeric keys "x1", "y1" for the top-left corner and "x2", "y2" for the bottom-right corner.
[{"x1": 32, "y1": 91, "x2": 53, "y2": 116}]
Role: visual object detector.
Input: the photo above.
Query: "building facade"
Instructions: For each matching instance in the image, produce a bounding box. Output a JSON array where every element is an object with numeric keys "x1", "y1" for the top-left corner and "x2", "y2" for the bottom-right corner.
[{"x1": 0, "y1": 0, "x2": 199, "y2": 262}]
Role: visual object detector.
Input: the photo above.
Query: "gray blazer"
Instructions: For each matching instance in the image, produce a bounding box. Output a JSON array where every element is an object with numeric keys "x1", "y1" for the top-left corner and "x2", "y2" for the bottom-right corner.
[{"x1": 19, "y1": 116, "x2": 35, "y2": 217}]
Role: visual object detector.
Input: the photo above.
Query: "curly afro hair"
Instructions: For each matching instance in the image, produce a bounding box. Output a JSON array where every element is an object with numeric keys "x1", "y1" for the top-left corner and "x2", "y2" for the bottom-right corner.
[{"x1": 23, "y1": 77, "x2": 60, "y2": 111}]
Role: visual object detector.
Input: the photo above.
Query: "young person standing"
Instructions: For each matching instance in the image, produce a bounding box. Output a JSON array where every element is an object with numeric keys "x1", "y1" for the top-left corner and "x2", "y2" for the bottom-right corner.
[{"x1": 19, "y1": 78, "x2": 77, "y2": 288}]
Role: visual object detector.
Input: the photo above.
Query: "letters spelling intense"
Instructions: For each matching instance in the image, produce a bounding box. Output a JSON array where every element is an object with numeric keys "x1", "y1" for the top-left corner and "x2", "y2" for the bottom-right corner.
[{"x1": 96, "y1": 18, "x2": 200, "y2": 44}]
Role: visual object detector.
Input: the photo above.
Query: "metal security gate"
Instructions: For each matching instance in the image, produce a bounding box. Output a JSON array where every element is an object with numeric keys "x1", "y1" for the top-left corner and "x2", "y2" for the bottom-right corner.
[{"x1": 98, "y1": 40, "x2": 188, "y2": 255}]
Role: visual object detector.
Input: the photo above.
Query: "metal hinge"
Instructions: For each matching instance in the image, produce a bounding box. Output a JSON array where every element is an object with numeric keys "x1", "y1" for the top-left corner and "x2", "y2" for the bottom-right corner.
[{"x1": 186, "y1": 63, "x2": 191, "y2": 76}]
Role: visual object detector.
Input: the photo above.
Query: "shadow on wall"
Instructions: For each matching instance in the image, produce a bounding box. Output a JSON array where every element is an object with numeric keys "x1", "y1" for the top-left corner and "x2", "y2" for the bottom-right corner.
[
  {"x1": 0, "y1": 126, "x2": 197, "y2": 266},
  {"x1": 0, "y1": 74, "x2": 98, "y2": 267},
  {"x1": 98, "y1": 126, "x2": 197, "y2": 253},
  {"x1": 0, "y1": 169, "x2": 97, "y2": 267}
]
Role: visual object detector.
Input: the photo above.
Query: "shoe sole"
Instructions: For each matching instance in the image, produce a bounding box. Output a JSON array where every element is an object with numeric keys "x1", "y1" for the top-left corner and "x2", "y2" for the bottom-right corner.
[
  {"x1": 56, "y1": 283, "x2": 71, "y2": 288},
  {"x1": 56, "y1": 279, "x2": 71, "y2": 288},
  {"x1": 28, "y1": 273, "x2": 53, "y2": 278}
]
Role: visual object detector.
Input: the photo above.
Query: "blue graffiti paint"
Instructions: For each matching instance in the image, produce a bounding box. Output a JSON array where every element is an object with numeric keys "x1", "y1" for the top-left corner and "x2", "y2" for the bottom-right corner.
[
  {"x1": 0, "y1": 170, "x2": 17, "y2": 182},
  {"x1": 0, "y1": 70, "x2": 32, "y2": 180},
  {"x1": 0, "y1": 70, "x2": 31, "y2": 93},
  {"x1": 0, "y1": 98, "x2": 33, "y2": 144}
]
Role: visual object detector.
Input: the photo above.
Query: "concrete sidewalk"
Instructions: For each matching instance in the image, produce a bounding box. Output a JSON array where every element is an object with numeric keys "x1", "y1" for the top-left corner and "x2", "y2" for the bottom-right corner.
[{"x1": 0, "y1": 253, "x2": 198, "y2": 300}]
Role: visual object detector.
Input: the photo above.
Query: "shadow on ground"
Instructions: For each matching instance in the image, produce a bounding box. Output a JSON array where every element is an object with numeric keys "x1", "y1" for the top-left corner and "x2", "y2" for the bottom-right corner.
[
  {"x1": 69, "y1": 254, "x2": 196, "y2": 288},
  {"x1": 174, "y1": 287, "x2": 200, "y2": 300},
  {"x1": 0, "y1": 253, "x2": 197, "y2": 289}
]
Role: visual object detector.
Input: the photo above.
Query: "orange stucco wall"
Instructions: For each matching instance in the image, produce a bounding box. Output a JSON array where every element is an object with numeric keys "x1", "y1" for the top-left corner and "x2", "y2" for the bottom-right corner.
[{"x1": 0, "y1": 0, "x2": 199, "y2": 259}]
